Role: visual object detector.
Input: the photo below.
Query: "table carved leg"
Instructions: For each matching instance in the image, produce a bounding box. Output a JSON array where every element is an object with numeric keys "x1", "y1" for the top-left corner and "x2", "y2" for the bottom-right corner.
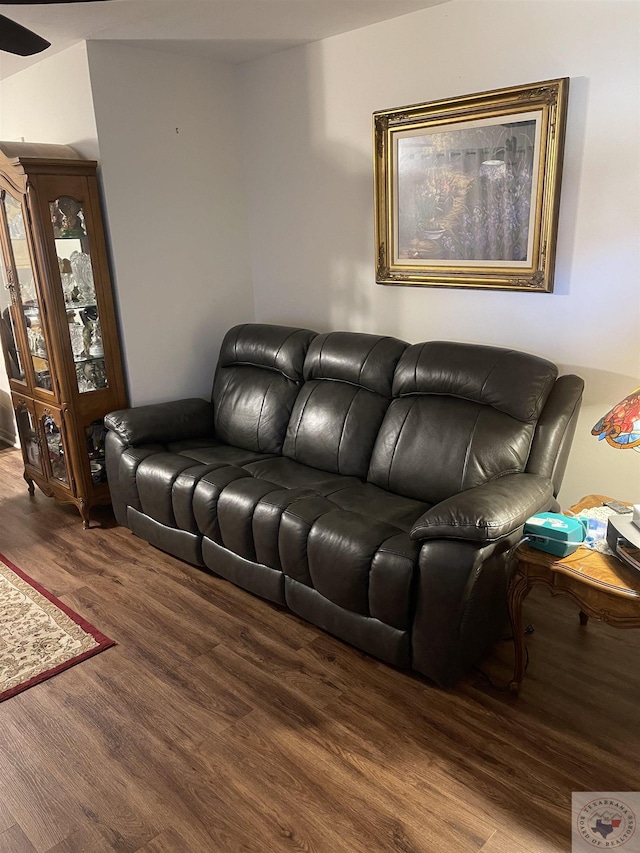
[{"x1": 508, "y1": 570, "x2": 532, "y2": 694}]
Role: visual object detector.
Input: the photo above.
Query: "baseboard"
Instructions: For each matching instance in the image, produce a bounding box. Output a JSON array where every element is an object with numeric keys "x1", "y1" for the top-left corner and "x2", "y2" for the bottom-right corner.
[{"x1": 0, "y1": 427, "x2": 18, "y2": 448}]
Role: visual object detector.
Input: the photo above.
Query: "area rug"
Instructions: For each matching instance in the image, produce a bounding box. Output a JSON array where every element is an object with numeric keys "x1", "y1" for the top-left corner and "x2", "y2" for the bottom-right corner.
[{"x1": 0, "y1": 553, "x2": 115, "y2": 702}]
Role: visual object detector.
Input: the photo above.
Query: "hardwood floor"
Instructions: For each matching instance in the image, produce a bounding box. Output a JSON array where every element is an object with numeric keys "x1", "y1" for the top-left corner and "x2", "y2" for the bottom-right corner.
[{"x1": 0, "y1": 443, "x2": 638, "y2": 853}]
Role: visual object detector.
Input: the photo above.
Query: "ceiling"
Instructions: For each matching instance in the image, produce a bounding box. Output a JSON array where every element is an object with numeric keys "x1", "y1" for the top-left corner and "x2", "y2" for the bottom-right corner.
[{"x1": 0, "y1": 0, "x2": 449, "y2": 79}]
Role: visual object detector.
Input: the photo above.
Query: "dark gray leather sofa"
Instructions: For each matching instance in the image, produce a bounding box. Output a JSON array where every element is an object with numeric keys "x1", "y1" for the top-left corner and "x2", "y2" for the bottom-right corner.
[{"x1": 104, "y1": 323, "x2": 584, "y2": 686}]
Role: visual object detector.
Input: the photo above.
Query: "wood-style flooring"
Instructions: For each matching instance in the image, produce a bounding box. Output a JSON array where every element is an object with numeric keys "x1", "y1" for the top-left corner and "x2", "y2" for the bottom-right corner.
[{"x1": 0, "y1": 444, "x2": 638, "y2": 853}]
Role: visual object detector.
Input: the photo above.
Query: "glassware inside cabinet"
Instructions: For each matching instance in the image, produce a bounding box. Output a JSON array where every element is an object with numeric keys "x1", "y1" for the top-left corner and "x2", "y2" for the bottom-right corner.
[
  {"x1": 2, "y1": 193, "x2": 51, "y2": 391},
  {"x1": 15, "y1": 402, "x2": 42, "y2": 471},
  {"x1": 42, "y1": 412, "x2": 68, "y2": 484},
  {"x1": 86, "y1": 419, "x2": 107, "y2": 485},
  {"x1": 50, "y1": 196, "x2": 109, "y2": 395}
]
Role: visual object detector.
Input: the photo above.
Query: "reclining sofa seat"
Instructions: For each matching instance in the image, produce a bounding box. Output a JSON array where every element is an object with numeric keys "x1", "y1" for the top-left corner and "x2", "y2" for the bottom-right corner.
[{"x1": 104, "y1": 323, "x2": 584, "y2": 686}]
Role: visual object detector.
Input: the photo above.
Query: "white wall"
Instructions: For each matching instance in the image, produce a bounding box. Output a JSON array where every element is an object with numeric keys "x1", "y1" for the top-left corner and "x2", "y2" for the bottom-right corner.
[
  {"x1": 86, "y1": 42, "x2": 255, "y2": 405},
  {"x1": 0, "y1": 41, "x2": 254, "y2": 415},
  {"x1": 0, "y1": 42, "x2": 98, "y2": 444},
  {"x1": 237, "y1": 0, "x2": 640, "y2": 506},
  {"x1": 0, "y1": 42, "x2": 99, "y2": 158}
]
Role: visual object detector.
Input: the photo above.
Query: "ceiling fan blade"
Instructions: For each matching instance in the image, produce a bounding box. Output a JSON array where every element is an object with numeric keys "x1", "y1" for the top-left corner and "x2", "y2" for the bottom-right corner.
[{"x1": 0, "y1": 13, "x2": 49, "y2": 55}]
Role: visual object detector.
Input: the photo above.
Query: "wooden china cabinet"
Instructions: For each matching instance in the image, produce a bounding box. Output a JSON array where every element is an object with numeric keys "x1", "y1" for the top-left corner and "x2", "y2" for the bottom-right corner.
[{"x1": 0, "y1": 142, "x2": 127, "y2": 527}]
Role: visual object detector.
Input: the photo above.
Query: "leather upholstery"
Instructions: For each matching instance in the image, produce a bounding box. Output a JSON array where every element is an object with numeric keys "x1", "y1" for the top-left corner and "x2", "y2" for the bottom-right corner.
[
  {"x1": 368, "y1": 341, "x2": 558, "y2": 504},
  {"x1": 285, "y1": 578, "x2": 411, "y2": 667},
  {"x1": 409, "y1": 473, "x2": 553, "y2": 543},
  {"x1": 105, "y1": 323, "x2": 584, "y2": 686},
  {"x1": 283, "y1": 331, "x2": 406, "y2": 478},
  {"x1": 526, "y1": 374, "x2": 585, "y2": 493},
  {"x1": 202, "y1": 538, "x2": 286, "y2": 604},
  {"x1": 105, "y1": 431, "x2": 165, "y2": 526},
  {"x1": 279, "y1": 497, "x2": 418, "y2": 629},
  {"x1": 105, "y1": 397, "x2": 214, "y2": 446},
  {"x1": 391, "y1": 341, "x2": 557, "y2": 419},
  {"x1": 410, "y1": 535, "x2": 518, "y2": 685},
  {"x1": 127, "y1": 506, "x2": 204, "y2": 566},
  {"x1": 137, "y1": 453, "x2": 207, "y2": 529},
  {"x1": 212, "y1": 324, "x2": 316, "y2": 454},
  {"x1": 192, "y1": 466, "x2": 253, "y2": 542},
  {"x1": 242, "y1": 457, "x2": 360, "y2": 493}
]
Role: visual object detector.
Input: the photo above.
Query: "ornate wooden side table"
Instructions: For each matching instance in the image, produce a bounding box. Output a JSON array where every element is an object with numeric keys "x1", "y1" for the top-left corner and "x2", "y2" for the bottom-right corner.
[{"x1": 508, "y1": 495, "x2": 640, "y2": 693}]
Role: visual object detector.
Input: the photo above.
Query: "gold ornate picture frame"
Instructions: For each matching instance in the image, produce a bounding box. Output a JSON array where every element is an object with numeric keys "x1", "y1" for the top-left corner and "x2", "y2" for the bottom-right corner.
[{"x1": 373, "y1": 78, "x2": 569, "y2": 292}]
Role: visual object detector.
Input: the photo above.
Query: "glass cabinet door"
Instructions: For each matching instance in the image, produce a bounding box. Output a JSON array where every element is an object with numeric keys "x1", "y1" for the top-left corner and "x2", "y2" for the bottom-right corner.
[
  {"x1": 0, "y1": 260, "x2": 27, "y2": 386},
  {"x1": 49, "y1": 196, "x2": 109, "y2": 395},
  {"x1": 1, "y1": 191, "x2": 53, "y2": 393},
  {"x1": 36, "y1": 405, "x2": 70, "y2": 487},
  {"x1": 13, "y1": 397, "x2": 43, "y2": 475}
]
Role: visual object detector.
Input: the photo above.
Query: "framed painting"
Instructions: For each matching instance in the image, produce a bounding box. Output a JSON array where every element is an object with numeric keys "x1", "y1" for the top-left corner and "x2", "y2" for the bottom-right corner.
[{"x1": 373, "y1": 78, "x2": 569, "y2": 291}]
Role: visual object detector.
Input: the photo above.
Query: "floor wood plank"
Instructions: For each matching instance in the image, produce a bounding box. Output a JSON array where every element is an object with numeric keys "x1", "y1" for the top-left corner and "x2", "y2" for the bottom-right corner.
[{"x1": 0, "y1": 824, "x2": 39, "y2": 853}]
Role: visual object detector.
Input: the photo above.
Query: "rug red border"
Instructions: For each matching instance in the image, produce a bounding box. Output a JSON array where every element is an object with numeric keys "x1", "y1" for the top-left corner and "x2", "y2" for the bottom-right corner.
[{"x1": 0, "y1": 551, "x2": 116, "y2": 702}]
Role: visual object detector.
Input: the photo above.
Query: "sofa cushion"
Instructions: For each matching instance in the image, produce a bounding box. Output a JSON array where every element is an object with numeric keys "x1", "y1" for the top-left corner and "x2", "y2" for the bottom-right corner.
[
  {"x1": 210, "y1": 460, "x2": 360, "y2": 569},
  {"x1": 191, "y1": 465, "x2": 254, "y2": 541},
  {"x1": 212, "y1": 324, "x2": 316, "y2": 454},
  {"x1": 136, "y1": 452, "x2": 206, "y2": 528},
  {"x1": 325, "y1": 483, "x2": 430, "y2": 532},
  {"x1": 391, "y1": 341, "x2": 558, "y2": 420},
  {"x1": 166, "y1": 438, "x2": 276, "y2": 468},
  {"x1": 132, "y1": 441, "x2": 278, "y2": 532},
  {"x1": 242, "y1": 457, "x2": 360, "y2": 494},
  {"x1": 368, "y1": 341, "x2": 559, "y2": 504},
  {"x1": 301, "y1": 331, "x2": 405, "y2": 396},
  {"x1": 108, "y1": 439, "x2": 165, "y2": 519},
  {"x1": 279, "y1": 494, "x2": 419, "y2": 632},
  {"x1": 282, "y1": 331, "x2": 406, "y2": 478},
  {"x1": 308, "y1": 511, "x2": 417, "y2": 629},
  {"x1": 218, "y1": 480, "x2": 318, "y2": 567}
]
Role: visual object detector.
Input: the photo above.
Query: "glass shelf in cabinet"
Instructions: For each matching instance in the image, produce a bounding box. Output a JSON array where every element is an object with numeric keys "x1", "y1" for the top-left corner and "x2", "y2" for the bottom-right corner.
[
  {"x1": 65, "y1": 302, "x2": 97, "y2": 312},
  {"x1": 73, "y1": 354, "x2": 106, "y2": 365}
]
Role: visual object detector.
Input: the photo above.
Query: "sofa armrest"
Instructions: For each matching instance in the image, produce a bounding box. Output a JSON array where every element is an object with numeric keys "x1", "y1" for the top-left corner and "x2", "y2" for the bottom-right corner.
[
  {"x1": 410, "y1": 473, "x2": 553, "y2": 544},
  {"x1": 104, "y1": 398, "x2": 214, "y2": 446}
]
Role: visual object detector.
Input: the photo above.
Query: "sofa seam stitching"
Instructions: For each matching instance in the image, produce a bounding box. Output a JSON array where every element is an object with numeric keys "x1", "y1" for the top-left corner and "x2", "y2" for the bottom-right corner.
[
  {"x1": 358, "y1": 338, "x2": 383, "y2": 393},
  {"x1": 460, "y1": 408, "x2": 481, "y2": 492},
  {"x1": 386, "y1": 399, "x2": 416, "y2": 492},
  {"x1": 272, "y1": 328, "x2": 300, "y2": 376},
  {"x1": 336, "y1": 388, "x2": 361, "y2": 474},
  {"x1": 292, "y1": 384, "x2": 318, "y2": 460},
  {"x1": 256, "y1": 373, "x2": 278, "y2": 453}
]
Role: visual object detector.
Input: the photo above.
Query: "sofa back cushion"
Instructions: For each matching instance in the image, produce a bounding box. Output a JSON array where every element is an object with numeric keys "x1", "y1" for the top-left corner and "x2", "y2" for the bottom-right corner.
[
  {"x1": 212, "y1": 324, "x2": 316, "y2": 454},
  {"x1": 283, "y1": 331, "x2": 407, "y2": 479},
  {"x1": 368, "y1": 341, "x2": 558, "y2": 504}
]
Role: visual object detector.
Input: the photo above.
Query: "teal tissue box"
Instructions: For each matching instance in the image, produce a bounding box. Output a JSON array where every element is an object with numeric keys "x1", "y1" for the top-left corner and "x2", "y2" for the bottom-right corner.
[{"x1": 523, "y1": 512, "x2": 588, "y2": 557}]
